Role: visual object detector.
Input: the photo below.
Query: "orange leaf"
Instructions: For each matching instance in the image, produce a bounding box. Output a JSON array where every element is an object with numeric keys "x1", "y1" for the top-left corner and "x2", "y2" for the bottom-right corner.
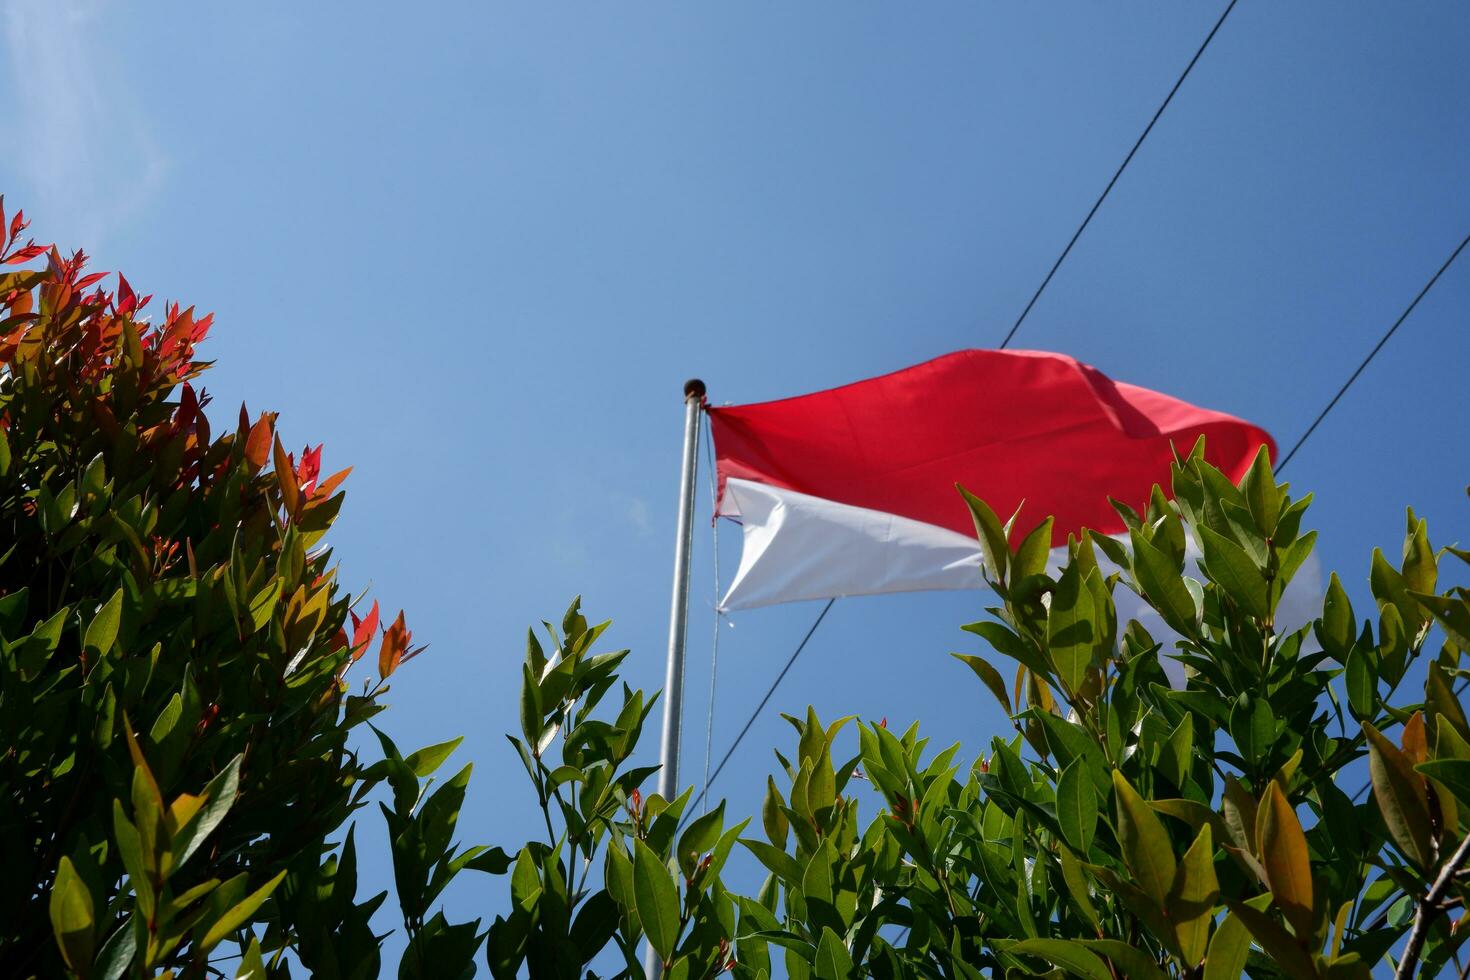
[
  {"x1": 378, "y1": 610, "x2": 409, "y2": 679},
  {"x1": 1403, "y1": 711, "x2": 1428, "y2": 765},
  {"x1": 1365, "y1": 720, "x2": 1433, "y2": 870},
  {"x1": 1258, "y1": 782, "x2": 1314, "y2": 938},
  {"x1": 272, "y1": 434, "x2": 300, "y2": 518},
  {"x1": 312, "y1": 466, "x2": 352, "y2": 501},
  {"x1": 244, "y1": 414, "x2": 273, "y2": 472}
]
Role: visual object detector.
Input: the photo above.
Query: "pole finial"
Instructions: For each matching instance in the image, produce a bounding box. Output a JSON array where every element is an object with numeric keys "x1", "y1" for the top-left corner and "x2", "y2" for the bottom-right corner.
[{"x1": 684, "y1": 378, "x2": 706, "y2": 400}]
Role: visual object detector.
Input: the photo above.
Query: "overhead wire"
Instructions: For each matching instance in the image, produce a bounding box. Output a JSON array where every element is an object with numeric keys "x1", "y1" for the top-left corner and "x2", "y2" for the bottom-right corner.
[
  {"x1": 1276, "y1": 229, "x2": 1470, "y2": 472},
  {"x1": 999, "y1": 0, "x2": 1240, "y2": 350}
]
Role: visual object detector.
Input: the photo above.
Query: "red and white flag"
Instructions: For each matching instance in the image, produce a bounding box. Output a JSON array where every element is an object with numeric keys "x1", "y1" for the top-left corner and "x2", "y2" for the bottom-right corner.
[{"x1": 709, "y1": 349, "x2": 1293, "y2": 613}]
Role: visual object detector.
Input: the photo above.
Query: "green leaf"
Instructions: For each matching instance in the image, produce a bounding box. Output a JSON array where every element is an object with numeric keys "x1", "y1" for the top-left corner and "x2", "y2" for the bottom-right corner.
[
  {"x1": 1157, "y1": 714, "x2": 1194, "y2": 790},
  {"x1": 1198, "y1": 526, "x2": 1269, "y2": 620},
  {"x1": 1202, "y1": 912, "x2": 1253, "y2": 980},
  {"x1": 1168, "y1": 824, "x2": 1219, "y2": 966},
  {"x1": 962, "y1": 620, "x2": 1053, "y2": 678},
  {"x1": 199, "y1": 870, "x2": 286, "y2": 953},
  {"x1": 1371, "y1": 549, "x2": 1428, "y2": 639},
  {"x1": 236, "y1": 936, "x2": 267, "y2": 979},
  {"x1": 1412, "y1": 589, "x2": 1470, "y2": 651},
  {"x1": 677, "y1": 801, "x2": 725, "y2": 878},
  {"x1": 92, "y1": 917, "x2": 138, "y2": 980},
  {"x1": 1401, "y1": 509, "x2": 1436, "y2": 595},
  {"x1": 633, "y1": 838, "x2": 680, "y2": 961},
  {"x1": 1059, "y1": 848, "x2": 1101, "y2": 933},
  {"x1": 1077, "y1": 940, "x2": 1169, "y2": 980},
  {"x1": 1319, "y1": 573, "x2": 1356, "y2": 656},
  {"x1": 740, "y1": 839, "x2": 804, "y2": 884},
  {"x1": 0, "y1": 586, "x2": 29, "y2": 637},
  {"x1": 1002, "y1": 939, "x2": 1113, "y2": 980},
  {"x1": 173, "y1": 755, "x2": 242, "y2": 870},
  {"x1": 762, "y1": 777, "x2": 789, "y2": 848},
  {"x1": 1048, "y1": 561, "x2": 1096, "y2": 696},
  {"x1": 1363, "y1": 721, "x2": 1433, "y2": 870},
  {"x1": 404, "y1": 737, "x2": 464, "y2": 778},
  {"x1": 49, "y1": 856, "x2": 95, "y2": 971},
  {"x1": 1013, "y1": 517, "x2": 1055, "y2": 583},
  {"x1": 959, "y1": 486, "x2": 1009, "y2": 583},
  {"x1": 814, "y1": 927, "x2": 854, "y2": 980},
  {"x1": 1229, "y1": 696, "x2": 1275, "y2": 766},
  {"x1": 1239, "y1": 443, "x2": 1281, "y2": 535},
  {"x1": 1056, "y1": 760, "x2": 1097, "y2": 853},
  {"x1": 1112, "y1": 770, "x2": 1176, "y2": 906},
  {"x1": 1344, "y1": 646, "x2": 1375, "y2": 720},
  {"x1": 1226, "y1": 899, "x2": 1318, "y2": 978},
  {"x1": 952, "y1": 653, "x2": 1012, "y2": 714},
  {"x1": 519, "y1": 663, "x2": 543, "y2": 751},
  {"x1": 1129, "y1": 529, "x2": 1198, "y2": 637},
  {"x1": 84, "y1": 588, "x2": 124, "y2": 659},
  {"x1": 1415, "y1": 760, "x2": 1470, "y2": 809}
]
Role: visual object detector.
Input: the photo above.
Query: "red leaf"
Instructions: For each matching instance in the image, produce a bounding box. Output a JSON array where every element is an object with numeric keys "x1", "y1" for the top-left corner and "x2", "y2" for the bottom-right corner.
[
  {"x1": 296, "y1": 444, "x2": 323, "y2": 495},
  {"x1": 351, "y1": 599, "x2": 380, "y2": 660},
  {"x1": 4, "y1": 243, "x2": 47, "y2": 265}
]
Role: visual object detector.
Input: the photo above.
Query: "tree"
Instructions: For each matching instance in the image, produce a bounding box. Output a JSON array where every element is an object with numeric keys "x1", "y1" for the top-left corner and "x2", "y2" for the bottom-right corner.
[
  {"x1": 0, "y1": 201, "x2": 492, "y2": 978},
  {"x1": 490, "y1": 441, "x2": 1470, "y2": 979}
]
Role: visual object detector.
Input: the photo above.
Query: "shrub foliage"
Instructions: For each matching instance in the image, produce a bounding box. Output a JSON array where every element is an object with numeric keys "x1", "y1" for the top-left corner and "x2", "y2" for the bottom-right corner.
[
  {"x1": 490, "y1": 452, "x2": 1470, "y2": 980},
  {"x1": 0, "y1": 202, "x2": 494, "y2": 978},
  {"x1": 9, "y1": 198, "x2": 1470, "y2": 979}
]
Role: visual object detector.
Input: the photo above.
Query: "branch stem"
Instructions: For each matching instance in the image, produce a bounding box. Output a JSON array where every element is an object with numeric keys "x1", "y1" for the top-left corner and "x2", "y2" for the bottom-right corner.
[{"x1": 1396, "y1": 832, "x2": 1470, "y2": 980}]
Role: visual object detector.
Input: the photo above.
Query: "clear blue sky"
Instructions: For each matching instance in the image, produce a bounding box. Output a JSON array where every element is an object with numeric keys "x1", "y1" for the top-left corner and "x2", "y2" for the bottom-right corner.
[{"x1": 4, "y1": 0, "x2": 1467, "y2": 968}]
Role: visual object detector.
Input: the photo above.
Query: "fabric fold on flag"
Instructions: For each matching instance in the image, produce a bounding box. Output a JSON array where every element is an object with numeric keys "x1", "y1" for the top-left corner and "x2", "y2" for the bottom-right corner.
[{"x1": 709, "y1": 349, "x2": 1278, "y2": 612}]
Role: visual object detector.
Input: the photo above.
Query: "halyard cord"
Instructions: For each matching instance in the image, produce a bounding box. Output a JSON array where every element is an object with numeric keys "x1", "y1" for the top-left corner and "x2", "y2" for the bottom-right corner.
[
  {"x1": 686, "y1": 596, "x2": 836, "y2": 818},
  {"x1": 700, "y1": 419, "x2": 722, "y2": 814}
]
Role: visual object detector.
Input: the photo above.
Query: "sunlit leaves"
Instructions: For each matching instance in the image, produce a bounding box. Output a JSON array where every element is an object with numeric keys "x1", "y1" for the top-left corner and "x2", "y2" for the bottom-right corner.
[
  {"x1": 49, "y1": 857, "x2": 95, "y2": 971},
  {"x1": 1111, "y1": 771, "x2": 1176, "y2": 907},
  {"x1": 1056, "y1": 761, "x2": 1097, "y2": 854},
  {"x1": 1364, "y1": 720, "x2": 1433, "y2": 870},
  {"x1": 633, "y1": 839, "x2": 680, "y2": 962},
  {"x1": 1257, "y1": 783, "x2": 1313, "y2": 937}
]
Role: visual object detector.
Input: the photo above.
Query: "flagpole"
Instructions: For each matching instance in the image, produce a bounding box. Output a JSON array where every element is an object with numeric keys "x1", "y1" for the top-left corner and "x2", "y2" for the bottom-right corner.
[{"x1": 647, "y1": 378, "x2": 704, "y2": 980}]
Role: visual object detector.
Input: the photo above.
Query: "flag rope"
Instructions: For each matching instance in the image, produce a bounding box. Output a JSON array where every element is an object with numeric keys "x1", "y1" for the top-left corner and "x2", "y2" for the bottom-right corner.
[
  {"x1": 699, "y1": 420, "x2": 723, "y2": 813},
  {"x1": 686, "y1": 597, "x2": 836, "y2": 817},
  {"x1": 999, "y1": 0, "x2": 1239, "y2": 350}
]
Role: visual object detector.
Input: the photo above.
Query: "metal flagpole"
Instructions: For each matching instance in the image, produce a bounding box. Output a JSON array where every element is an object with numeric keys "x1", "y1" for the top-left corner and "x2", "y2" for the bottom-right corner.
[{"x1": 646, "y1": 378, "x2": 704, "y2": 980}]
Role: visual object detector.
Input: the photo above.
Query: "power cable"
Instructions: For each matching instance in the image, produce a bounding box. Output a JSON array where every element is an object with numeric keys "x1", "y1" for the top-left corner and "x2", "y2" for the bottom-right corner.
[
  {"x1": 999, "y1": 0, "x2": 1240, "y2": 350},
  {"x1": 1276, "y1": 229, "x2": 1470, "y2": 472}
]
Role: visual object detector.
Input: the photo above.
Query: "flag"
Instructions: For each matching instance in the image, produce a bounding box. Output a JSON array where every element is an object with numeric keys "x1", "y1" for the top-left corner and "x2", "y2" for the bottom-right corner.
[{"x1": 709, "y1": 349, "x2": 1288, "y2": 611}]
